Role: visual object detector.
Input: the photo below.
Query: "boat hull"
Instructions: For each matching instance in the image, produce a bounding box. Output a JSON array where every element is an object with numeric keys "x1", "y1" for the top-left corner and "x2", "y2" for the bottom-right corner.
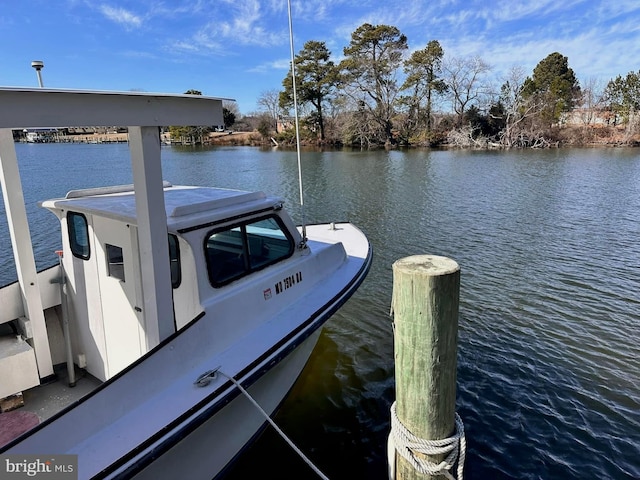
[
  {"x1": 132, "y1": 329, "x2": 321, "y2": 480},
  {"x1": 2, "y1": 223, "x2": 371, "y2": 480}
]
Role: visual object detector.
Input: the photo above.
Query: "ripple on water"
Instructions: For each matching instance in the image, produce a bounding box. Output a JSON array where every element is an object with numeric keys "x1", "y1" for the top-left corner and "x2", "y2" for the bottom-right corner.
[{"x1": 3, "y1": 145, "x2": 640, "y2": 480}]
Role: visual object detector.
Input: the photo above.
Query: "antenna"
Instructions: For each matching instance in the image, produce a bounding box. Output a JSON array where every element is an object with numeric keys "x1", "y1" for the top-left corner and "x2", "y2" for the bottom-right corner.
[
  {"x1": 287, "y1": 0, "x2": 307, "y2": 247},
  {"x1": 31, "y1": 60, "x2": 44, "y2": 88}
]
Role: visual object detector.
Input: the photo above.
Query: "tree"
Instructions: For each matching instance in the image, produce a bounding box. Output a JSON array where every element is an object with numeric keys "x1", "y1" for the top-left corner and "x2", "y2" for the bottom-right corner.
[
  {"x1": 522, "y1": 52, "x2": 580, "y2": 126},
  {"x1": 578, "y1": 77, "x2": 606, "y2": 125},
  {"x1": 495, "y1": 66, "x2": 547, "y2": 147},
  {"x1": 339, "y1": 23, "x2": 408, "y2": 145},
  {"x1": 222, "y1": 100, "x2": 239, "y2": 129},
  {"x1": 441, "y1": 55, "x2": 491, "y2": 127},
  {"x1": 280, "y1": 41, "x2": 339, "y2": 141},
  {"x1": 400, "y1": 40, "x2": 447, "y2": 140},
  {"x1": 256, "y1": 115, "x2": 272, "y2": 139},
  {"x1": 338, "y1": 98, "x2": 379, "y2": 148},
  {"x1": 169, "y1": 89, "x2": 207, "y2": 144},
  {"x1": 257, "y1": 89, "x2": 282, "y2": 132},
  {"x1": 604, "y1": 71, "x2": 640, "y2": 142},
  {"x1": 222, "y1": 108, "x2": 236, "y2": 129},
  {"x1": 604, "y1": 70, "x2": 640, "y2": 122}
]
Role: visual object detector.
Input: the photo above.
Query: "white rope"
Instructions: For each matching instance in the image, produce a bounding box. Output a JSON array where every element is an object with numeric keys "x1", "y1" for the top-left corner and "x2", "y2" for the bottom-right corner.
[
  {"x1": 217, "y1": 370, "x2": 330, "y2": 480},
  {"x1": 389, "y1": 401, "x2": 466, "y2": 480}
]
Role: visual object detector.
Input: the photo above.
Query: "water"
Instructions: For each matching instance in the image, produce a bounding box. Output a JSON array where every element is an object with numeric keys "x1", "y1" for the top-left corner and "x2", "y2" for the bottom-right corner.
[{"x1": 1, "y1": 144, "x2": 639, "y2": 479}]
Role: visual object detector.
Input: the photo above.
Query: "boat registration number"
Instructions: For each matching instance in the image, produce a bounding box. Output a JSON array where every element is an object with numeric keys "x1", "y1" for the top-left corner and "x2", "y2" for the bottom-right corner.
[
  {"x1": 263, "y1": 271, "x2": 303, "y2": 300},
  {"x1": 275, "y1": 271, "x2": 303, "y2": 294}
]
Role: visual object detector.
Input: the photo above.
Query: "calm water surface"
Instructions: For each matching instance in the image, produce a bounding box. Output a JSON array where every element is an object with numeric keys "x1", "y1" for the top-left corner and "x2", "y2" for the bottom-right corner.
[{"x1": 1, "y1": 144, "x2": 639, "y2": 479}]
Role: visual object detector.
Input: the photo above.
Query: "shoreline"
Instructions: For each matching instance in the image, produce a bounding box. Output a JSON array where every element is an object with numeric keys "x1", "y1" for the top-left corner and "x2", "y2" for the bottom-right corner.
[
  {"x1": 19, "y1": 131, "x2": 262, "y2": 146},
  {"x1": 18, "y1": 130, "x2": 639, "y2": 149}
]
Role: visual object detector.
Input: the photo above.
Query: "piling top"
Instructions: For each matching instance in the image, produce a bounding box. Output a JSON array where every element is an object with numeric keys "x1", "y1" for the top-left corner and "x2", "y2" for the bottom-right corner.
[{"x1": 392, "y1": 255, "x2": 459, "y2": 277}]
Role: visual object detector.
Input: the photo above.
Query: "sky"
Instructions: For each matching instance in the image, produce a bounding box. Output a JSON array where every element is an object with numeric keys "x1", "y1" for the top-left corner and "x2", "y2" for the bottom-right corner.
[{"x1": 1, "y1": 0, "x2": 639, "y2": 114}]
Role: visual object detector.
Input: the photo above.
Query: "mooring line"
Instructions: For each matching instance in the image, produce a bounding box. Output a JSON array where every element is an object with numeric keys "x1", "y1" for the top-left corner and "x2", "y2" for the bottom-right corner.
[{"x1": 217, "y1": 370, "x2": 330, "y2": 480}]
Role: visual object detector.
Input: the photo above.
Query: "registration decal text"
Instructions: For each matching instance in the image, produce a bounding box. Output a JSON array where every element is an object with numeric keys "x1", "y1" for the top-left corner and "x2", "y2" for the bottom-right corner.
[{"x1": 275, "y1": 271, "x2": 302, "y2": 294}]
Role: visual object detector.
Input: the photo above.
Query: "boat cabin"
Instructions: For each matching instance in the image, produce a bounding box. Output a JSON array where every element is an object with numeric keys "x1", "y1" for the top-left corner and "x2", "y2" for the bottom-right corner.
[{"x1": 40, "y1": 183, "x2": 300, "y2": 382}]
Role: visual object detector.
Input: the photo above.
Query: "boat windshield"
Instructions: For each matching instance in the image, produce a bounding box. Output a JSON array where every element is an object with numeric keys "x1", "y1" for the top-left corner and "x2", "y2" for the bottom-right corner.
[{"x1": 205, "y1": 215, "x2": 294, "y2": 286}]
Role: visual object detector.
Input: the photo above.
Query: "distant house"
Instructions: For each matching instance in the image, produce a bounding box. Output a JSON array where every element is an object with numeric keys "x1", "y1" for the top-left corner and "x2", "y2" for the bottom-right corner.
[
  {"x1": 23, "y1": 128, "x2": 57, "y2": 143},
  {"x1": 277, "y1": 116, "x2": 294, "y2": 132},
  {"x1": 561, "y1": 108, "x2": 620, "y2": 126}
]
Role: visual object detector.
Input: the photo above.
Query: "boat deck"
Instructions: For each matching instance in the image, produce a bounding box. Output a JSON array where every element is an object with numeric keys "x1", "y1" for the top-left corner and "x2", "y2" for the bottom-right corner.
[
  {"x1": 22, "y1": 364, "x2": 102, "y2": 422},
  {"x1": 0, "y1": 364, "x2": 101, "y2": 448}
]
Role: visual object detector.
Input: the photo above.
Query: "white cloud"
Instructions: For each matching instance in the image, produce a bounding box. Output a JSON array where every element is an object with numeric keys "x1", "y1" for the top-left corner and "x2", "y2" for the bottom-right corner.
[
  {"x1": 248, "y1": 58, "x2": 291, "y2": 73},
  {"x1": 206, "y1": 0, "x2": 286, "y2": 46},
  {"x1": 154, "y1": 0, "x2": 288, "y2": 53},
  {"x1": 98, "y1": 5, "x2": 143, "y2": 29}
]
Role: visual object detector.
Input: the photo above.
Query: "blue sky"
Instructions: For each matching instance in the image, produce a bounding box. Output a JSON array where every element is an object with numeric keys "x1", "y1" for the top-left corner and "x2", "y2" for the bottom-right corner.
[{"x1": 2, "y1": 1, "x2": 639, "y2": 114}]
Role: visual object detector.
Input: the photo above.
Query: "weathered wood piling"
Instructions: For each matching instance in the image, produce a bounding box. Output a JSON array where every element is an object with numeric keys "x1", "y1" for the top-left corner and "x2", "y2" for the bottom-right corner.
[{"x1": 390, "y1": 255, "x2": 461, "y2": 480}]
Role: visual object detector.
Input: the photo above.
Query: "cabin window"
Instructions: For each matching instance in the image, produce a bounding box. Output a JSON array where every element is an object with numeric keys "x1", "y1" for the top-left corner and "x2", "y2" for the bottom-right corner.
[
  {"x1": 169, "y1": 234, "x2": 181, "y2": 288},
  {"x1": 106, "y1": 244, "x2": 125, "y2": 281},
  {"x1": 67, "y1": 212, "x2": 90, "y2": 260},
  {"x1": 205, "y1": 215, "x2": 294, "y2": 287}
]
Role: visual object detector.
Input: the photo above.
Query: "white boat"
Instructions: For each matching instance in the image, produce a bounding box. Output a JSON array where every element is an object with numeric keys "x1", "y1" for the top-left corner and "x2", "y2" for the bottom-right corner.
[{"x1": 0, "y1": 87, "x2": 371, "y2": 478}]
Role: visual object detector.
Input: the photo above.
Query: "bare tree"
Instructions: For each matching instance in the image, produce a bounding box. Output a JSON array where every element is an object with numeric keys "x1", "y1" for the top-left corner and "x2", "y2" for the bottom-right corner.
[
  {"x1": 441, "y1": 55, "x2": 491, "y2": 126},
  {"x1": 578, "y1": 77, "x2": 606, "y2": 125},
  {"x1": 497, "y1": 66, "x2": 543, "y2": 147},
  {"x1": 223, "y1": 100, "x2": 240, "y2": 117},
  {"x1": 447, "y1": 124, "x2": 487, "y2": 148},
  {"x1": 333, "y1": 94, "x2": 380, "y2": 148},
  {"x1": 257, "y1": 89, "x2": 282, "y2": 132}
]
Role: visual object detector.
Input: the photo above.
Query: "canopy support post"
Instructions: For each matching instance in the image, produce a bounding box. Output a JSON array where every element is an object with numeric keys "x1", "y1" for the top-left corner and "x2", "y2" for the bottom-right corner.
[{"x1": 0, "y1": 128, "x2": 54, "y2": 379}]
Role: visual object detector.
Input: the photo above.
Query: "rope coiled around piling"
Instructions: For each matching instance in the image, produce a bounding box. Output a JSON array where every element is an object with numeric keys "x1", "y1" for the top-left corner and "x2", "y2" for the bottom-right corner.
[{"x1": 389, "y1": 401, "x2": 466, "y2": 480}]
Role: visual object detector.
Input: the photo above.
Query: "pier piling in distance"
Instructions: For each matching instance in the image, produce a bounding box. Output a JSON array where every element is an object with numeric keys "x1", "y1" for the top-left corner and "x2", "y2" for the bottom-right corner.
[{"x1": 390, "y1": 255, "x2": 460, "y2": 480}]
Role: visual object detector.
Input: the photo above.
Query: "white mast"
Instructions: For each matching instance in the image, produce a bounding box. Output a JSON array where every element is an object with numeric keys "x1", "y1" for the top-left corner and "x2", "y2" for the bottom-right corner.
[{"x1": 287, "y1": 0, "x2": 307, "y2": 246}]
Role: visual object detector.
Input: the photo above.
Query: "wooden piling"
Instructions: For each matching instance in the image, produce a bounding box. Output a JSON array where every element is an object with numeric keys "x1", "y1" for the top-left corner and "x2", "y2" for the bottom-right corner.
[{"x1": 391, "y1": 255, "x2": 460, "y2": 480}]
